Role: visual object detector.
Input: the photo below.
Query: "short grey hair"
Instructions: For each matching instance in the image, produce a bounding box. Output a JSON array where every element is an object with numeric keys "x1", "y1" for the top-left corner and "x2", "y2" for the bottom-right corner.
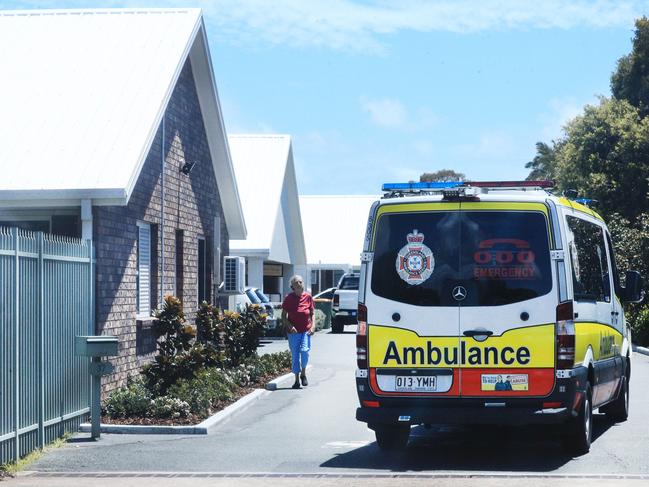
[{"x1": 289, "y1": 275, "x2": 304, "y2": 288}]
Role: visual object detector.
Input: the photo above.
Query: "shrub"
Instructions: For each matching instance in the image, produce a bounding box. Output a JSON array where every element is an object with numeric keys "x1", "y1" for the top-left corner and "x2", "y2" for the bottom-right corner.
[
  {"x1": 629, "y1": 305, "x2": 649, "y2": 347},
  {"x1": 313, "y1": 308, "x2": 326, "y2": 331},
  {"x1": 221, "y1": 306, "x2": 265, "y2": 366},
  {"x1": 143, "y1": 295, "x2": 203, "y2": 394},
  {"x1": 148, "y1": 397, "x2": 190, "y2": 419},
  {"x1": 167, "y1": 368, "x2": 234, "y2": 416},
  {"x1": 104, "y1": 379, "x2": 151, "y2": 419}
]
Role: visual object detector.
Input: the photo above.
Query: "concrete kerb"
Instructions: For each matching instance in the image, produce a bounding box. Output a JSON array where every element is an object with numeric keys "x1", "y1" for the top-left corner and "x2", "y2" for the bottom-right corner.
[
  {"x1": 632, "y1": 344, "x2": 649, "y2": 356},
  {"x1": 79, "y1": 369, "x2": 301, "y2": 436}
]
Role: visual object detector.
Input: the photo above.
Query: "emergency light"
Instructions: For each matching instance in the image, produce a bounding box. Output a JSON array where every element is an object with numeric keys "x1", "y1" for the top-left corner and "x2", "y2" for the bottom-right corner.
[{"x1": 381, "y1": 180, "x2": 554, "y2": 192}]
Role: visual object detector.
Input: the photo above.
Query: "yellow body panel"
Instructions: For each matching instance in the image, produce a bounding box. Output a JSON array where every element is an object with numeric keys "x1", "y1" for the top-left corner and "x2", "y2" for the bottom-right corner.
[
  {"x1": 556, "y1": 197, "x2": 604, "y2": 221},
  {"x1": 574, "y1": 322, "x2": 623, "y2": 364},
  {"x1": 368, "y1": 323, "x2": 555, "y2": 369}
]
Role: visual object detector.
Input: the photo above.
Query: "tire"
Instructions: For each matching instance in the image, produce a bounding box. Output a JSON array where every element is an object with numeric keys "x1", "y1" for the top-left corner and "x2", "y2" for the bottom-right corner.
[
  {"x1": 375, "y1": 425, "x2": 410, "y2": 451},
  {"x1": 602, "y1": 370, "x2": 629, "y2": 423},
  {"x1": 331, "y1": 317, "x2": 344, "y2": 334},
  {"x1": 568, "y1": 383, "x2": 593, "y2": 455}
]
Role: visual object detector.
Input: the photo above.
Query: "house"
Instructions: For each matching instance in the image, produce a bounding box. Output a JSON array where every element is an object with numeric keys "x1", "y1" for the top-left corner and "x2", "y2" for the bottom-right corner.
[
  {"x1": 0, "y1": 8, "x2": 246, "y2": 391},
  {"x1": 299, "y1": 195, "x2": 379, "y2": 294},
  {"x1": 228, "y1": 135, "x2": 307, "y2": 301}
]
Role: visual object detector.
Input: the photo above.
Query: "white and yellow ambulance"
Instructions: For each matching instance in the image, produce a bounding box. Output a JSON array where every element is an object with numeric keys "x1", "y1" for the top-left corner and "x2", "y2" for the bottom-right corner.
[{"x1": 355, "y1": 181, "x2": 643, "y2": 454}]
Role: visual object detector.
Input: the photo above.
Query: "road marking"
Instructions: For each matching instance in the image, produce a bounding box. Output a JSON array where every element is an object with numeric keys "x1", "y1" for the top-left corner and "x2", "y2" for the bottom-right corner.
[
  {"x1": 23, "y1": 472, "x2": 649, "y2": 480},
  {"x1": 323, "y1": 441, "x2": 371, "y2": 449}
]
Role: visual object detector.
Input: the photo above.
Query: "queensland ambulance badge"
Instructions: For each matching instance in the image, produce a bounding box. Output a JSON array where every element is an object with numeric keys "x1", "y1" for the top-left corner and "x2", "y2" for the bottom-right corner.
[{"x1": 396, "y1": 229, "x2": 434, "y2": 285}]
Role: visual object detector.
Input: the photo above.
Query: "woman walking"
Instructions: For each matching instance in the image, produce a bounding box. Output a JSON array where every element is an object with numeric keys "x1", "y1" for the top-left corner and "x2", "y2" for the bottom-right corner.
[{"x1": 281, "y1": 275, "x2": 315, "y2": 389}]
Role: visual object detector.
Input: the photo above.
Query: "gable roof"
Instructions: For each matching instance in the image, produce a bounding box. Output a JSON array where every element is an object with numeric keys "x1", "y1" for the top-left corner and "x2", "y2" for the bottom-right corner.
[
  {"x1": 299, "y1": 195, "x2": 379, "y2": 267},
  {"x1": 228, "y1": 134, "x2": 306, "y2": 265},
  {"x1": 0, "y1": 8, "x2": 245, "y2": 238}
]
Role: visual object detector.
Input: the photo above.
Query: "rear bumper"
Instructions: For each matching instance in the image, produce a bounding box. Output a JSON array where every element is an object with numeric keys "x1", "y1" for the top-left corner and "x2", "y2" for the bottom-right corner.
[
  {"x1": 356, "y1": 404, "x2": 571, "y2": 428},
  {"x1": 333, "y1": 311, "x2": 358, "y2": 324},
  {"x1": 356, "y1": 366, "x2": 588, "y2": 429}
]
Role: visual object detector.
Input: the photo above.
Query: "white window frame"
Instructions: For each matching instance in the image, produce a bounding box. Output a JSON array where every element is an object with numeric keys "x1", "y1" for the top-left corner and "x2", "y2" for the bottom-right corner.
[{"x1": 137, "y1": 221, "x2": 152, "y2": 318}]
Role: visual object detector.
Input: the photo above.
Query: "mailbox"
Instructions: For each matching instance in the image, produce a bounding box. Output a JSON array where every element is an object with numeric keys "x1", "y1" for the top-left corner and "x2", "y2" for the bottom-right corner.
[
  {"x1": 76, "y1": 335, "x2": 119, "y2": 440},
  {"x1": 75, "y1": 336, "x2": 119, "y2": 357}
]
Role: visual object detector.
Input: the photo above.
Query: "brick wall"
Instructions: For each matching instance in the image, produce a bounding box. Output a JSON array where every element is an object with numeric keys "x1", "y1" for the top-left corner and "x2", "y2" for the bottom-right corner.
[{"x1": 94, "y1": 60, "x2": 230, "y2": 393}]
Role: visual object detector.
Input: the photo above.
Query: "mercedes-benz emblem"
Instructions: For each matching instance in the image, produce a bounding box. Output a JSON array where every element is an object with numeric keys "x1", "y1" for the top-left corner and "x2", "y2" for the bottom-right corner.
[{"x1": 452, "y1": 286, "x2": 467, "y2": 301}]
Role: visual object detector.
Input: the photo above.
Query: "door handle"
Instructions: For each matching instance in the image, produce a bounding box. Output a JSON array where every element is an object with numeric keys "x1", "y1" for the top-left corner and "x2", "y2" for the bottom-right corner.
[{"x1": 463, "y1": 329, "x2": 493, "y2": 337}]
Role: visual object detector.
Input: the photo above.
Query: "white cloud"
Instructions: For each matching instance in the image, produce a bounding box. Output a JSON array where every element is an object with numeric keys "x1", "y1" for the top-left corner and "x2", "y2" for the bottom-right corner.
[
  {"x1": 200, "y1": 0, "x2": 643, "y2": 52},
  {"x1": 456, "y1": 131, "x2": 519, "y2": 161},
  {"x1": 10, "y1": 0, "x2": 643, "y2": 52},
  {"x1": 360, "y1": 97, "x2": 439, "y2": 130},
  {"x1": 360, "y1": 97, "x2": 408, "y2": 128}
]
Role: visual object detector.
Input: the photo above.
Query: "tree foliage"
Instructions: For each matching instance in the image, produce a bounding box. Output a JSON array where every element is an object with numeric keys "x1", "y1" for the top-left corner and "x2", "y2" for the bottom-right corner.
[
  {"x1": 525, "y1": 142, "x2": 557, "y2": 181},
  {"x1": 554, "y1": 97, "x2": 649, "y2": 223},
  {"x1": 420, "y1": 169, "x2": 466, "y2": 182},
  {"x1": 611, "y1": 17, "x2": 649, "y2": 118}
]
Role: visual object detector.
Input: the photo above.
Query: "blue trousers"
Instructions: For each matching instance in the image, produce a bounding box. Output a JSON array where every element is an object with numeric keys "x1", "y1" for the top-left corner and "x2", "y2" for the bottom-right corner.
[{"x1": 288, "y1": 332, "x2": 311, "y2": 374}]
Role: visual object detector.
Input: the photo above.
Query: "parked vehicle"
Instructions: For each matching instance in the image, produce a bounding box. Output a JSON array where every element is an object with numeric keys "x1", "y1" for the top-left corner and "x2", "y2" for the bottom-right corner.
[
  {"x1": 332, "y1": 274, "x2": 360, "y2": 333},
  {"x1": 314, "y1": 287, "x2": 337, "y2": 301},
  {"x1": 355, "y1": 180, "x2": 643, "y2": 453}
]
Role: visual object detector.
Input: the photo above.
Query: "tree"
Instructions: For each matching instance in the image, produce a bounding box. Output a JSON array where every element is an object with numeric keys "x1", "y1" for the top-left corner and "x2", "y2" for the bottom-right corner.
[
  {"x1": 554, "y1": 97, "x2": 649, "y2": 223},
  {"x1": 611, "y1": 17, "x2": 649, "y2": 117},
  {"x1": 420, "y1": 169, "x2": 466, "y2": 182},
  {"x1": 525, "y1": 141, "x2": 557, "y2": 181}
]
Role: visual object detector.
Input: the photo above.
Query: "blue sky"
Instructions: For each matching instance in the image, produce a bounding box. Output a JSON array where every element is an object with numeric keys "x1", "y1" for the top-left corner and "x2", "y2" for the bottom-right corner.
[{"x1": 4, "y1": 1, "x2": 647, "y2": 194}]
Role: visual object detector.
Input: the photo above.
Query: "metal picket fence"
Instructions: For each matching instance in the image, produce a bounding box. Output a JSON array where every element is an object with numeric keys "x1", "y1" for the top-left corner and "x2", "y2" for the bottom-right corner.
[{"x1": 0, "y1": 227, "x2": 93, "y2": 464}]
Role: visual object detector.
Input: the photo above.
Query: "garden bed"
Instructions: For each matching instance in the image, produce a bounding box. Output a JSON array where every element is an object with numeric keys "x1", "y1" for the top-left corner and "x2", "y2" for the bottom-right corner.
[
  {"x1": 102, "y1": 296, "x2": 292, "y2": 426},
  {"x1": 102, "y1": 367, "x2": 290, "y2": 426}
]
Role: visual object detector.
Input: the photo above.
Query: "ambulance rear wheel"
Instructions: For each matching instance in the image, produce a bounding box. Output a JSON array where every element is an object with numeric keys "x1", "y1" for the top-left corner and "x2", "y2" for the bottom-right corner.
[
  {"x1": 568, "y1": 383, "x2": 592, "y2": 455},
  {"x1": 375, "y1": 425, "x2": 410, "y2": 450}
]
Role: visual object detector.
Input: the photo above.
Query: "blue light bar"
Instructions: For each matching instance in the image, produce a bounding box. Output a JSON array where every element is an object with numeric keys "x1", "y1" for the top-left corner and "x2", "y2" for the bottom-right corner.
[
  {"x1": 575, "y1": 198, "x2": 597, "y2": 206},
  {"x1": 382, "y1": 182, "x2": 463, "y2": 191}
]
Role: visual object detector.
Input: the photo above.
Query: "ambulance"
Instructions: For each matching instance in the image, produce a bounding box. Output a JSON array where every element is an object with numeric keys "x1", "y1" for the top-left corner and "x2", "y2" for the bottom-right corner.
[{"x1": 355, "y1": 181, "x2": 643, "y2": 454}]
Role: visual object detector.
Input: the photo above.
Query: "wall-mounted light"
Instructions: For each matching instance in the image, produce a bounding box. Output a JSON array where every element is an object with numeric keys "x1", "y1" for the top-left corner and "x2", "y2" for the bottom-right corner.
[{"x1": 180, "y1": 161, "x2": 196, "y2": 175}]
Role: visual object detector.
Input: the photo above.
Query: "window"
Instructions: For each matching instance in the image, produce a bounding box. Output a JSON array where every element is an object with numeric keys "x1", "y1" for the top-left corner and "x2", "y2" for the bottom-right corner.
[
  {"x1": 371, "y1": 211, "x2": 552, "y2": 306},
  {"x1": 338, "y1": 275, "x2": 360, "y2": 290},
  {"x1": 175, "y1": 230, "x2": 184, "y2": 302},
  {"x1": 198, "y1": 237, "x2": 207, "y2": 305},
  {"x1": 567, "y1": 217, "x2": 610, "y2": 302},
  {"x1": 0, "y1": 220, "x2": 49, "y2": 233},
  {"x1": 137, "y1": 222, "x2": 152, "y2": 316}
]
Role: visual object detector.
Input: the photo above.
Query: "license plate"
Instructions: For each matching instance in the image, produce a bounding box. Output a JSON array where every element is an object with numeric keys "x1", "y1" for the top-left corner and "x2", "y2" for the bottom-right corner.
[{"x1": 395, "y1": 375, "x2": 437, "y2": 392}]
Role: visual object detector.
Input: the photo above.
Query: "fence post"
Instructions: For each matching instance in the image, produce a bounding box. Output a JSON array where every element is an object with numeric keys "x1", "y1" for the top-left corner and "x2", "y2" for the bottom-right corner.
[
  {"x1": 13, "y1": 227, "x2": 20, "y2": 462},
  {"x1": 38, "y1": 232, "x2": 45, "y2": 450}
]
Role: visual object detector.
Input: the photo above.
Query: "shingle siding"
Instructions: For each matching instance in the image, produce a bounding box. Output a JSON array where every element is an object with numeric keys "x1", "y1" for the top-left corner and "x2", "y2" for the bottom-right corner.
[{"x1": 94, "y1": 60, "x2": 230, "y2": 394}]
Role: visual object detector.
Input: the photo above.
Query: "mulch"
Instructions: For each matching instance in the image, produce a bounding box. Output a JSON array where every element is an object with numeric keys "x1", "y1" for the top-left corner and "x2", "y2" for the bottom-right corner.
[{"x1": 101, "y1": 368, "x2": 290, "y2": 427}]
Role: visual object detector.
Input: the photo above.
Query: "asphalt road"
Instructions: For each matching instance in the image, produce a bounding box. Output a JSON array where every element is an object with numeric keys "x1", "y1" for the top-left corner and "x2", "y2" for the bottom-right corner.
[{"x1": 11, "y1": 327, "x2": 649, "y2": 485}]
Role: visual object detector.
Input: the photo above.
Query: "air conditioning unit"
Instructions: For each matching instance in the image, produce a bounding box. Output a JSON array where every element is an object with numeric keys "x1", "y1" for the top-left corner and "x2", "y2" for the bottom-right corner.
[{"x1": 223, "y1": 256, "x2": 245, "y2": 294}]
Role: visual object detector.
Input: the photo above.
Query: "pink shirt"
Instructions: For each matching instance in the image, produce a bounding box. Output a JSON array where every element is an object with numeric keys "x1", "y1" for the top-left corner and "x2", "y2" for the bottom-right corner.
[{"x1": 282, "y1": 292, "x2": 314, "y2": 333}]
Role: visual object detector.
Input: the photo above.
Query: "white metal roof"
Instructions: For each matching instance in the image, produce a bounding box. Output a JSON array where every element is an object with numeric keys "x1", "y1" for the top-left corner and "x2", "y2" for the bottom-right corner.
[
  {"x1": 299, "y1": 195, "x2": 379, "y2": 267},
  {"x1": 229, "y1": 135, "x2": 306, "y2": 264},
  {"x1": 0, "y1": 8, "x2": 246, "y2": 238}
]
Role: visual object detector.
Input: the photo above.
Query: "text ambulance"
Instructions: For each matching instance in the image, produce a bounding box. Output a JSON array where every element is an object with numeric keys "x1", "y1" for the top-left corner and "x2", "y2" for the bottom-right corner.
[{"x1": 355, "y1": 181, "x2": 643, "y2": 454}]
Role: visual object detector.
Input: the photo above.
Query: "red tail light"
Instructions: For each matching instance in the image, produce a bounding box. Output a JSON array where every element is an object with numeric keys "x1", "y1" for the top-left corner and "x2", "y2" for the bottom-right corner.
[
  {"x1": 356, "y1": 304, "x2": 367, "y2": 369},
  {"x1": 556, "y1": 301, "x2": 575, "y2": 369},
  {"x1": 333, "y1": 294, "x2": 339, "y2": 307}
]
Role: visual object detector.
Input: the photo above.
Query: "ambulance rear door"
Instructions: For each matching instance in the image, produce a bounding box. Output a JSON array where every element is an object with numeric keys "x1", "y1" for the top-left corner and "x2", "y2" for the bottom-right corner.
[
  {"x1": 366, "y1": 202, "x2": 462, "y2": 397},
  {"x1": 456, "y1": 202, "x2": 557, "y2": 398}
]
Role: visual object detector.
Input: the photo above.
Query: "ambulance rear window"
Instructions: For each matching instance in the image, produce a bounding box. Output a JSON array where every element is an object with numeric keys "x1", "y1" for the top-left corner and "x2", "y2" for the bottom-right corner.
[{"x1": 371, "y1": 210, "x2": 552, "y2": 306}]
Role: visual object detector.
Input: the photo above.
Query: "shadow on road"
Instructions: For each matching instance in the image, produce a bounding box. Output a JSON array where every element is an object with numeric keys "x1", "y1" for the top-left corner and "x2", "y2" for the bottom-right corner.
[{"x1": 320, "y1": 413, "x2": 613, "y2": 472}]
